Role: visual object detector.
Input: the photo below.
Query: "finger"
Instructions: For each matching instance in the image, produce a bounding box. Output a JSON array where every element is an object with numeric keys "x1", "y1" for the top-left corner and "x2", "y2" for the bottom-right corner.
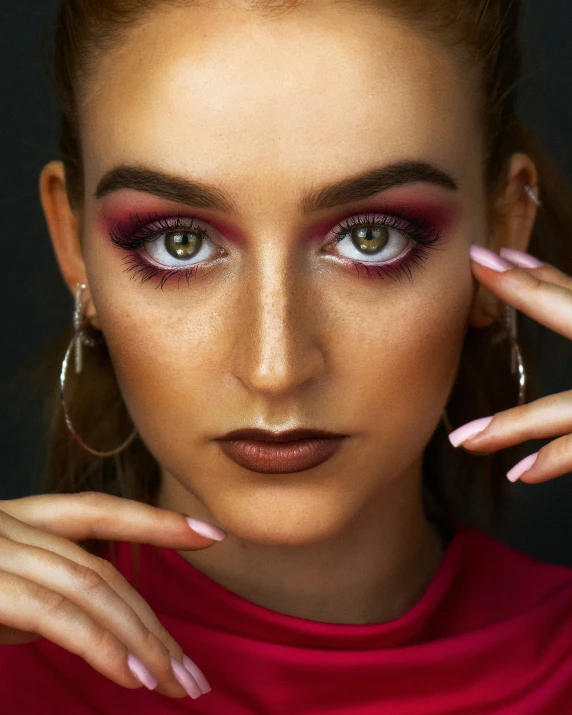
[
  {"x1": 0, "y1": 506, "x2": 210, "y2": 696},
  {"x1": 0, "y1": 536, "x2": 199, "y2": 699},
  {"x1": 0, "y1": 492, "x2": 226, "y2": 547},
  {"x1": 506, "y1": 433, "x2": 572, "y2": 484},
  {"x1": 452, "y1": 391, "x2": 572, "y2": 453},
  {"x1": 499, "y1": 250, "x2": 572, "y2": 292},
  {"x1": 0, "y1": 567, "x2": 187, "y2": 696},
  {"x1": 470, "y1": 252, "x2": 572, "y2": 341}
]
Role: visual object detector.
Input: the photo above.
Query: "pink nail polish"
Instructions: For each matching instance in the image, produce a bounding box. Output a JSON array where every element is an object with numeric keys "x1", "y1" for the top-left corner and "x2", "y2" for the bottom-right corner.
[
  {"x1": 183, "y1": 654, "x2": 212, "y2": 694},
  {"x1": 499, "y1": 247, "x2": 544, "y2": 268},
  {"x1": 127, "y1": 653, "x2": 158, "y2": 690},
  {"x1": 185, "y1": 517, "x2": 226, "y2": 541},
  {"x1": 171, "y1": 657, "x2": 203, "y2": 699},
  {"x1": 469, "y1": 245, "x2": 513, "y2": 272},
  {"x1": 507, "y1": 452, "x2": 539, "y2": 482},
  {"x1": 448, "y1": 416, "x2": 494, "y2": 448}
]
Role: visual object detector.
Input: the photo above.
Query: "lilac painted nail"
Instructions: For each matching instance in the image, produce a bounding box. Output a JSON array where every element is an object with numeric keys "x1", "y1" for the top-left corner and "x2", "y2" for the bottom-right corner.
[
  {"x1": 499, "y1": 247, "x2": 544, "y2": 268},
  {"x1": 171, "y1": 657, "x2": 203, "y2": 699},
  {"x1": 469, "y1": 245, "x2": 513, "y2": 272},
  {"x1": 185, "y1": 517, "x2": 227, "y2": 541},
  {"x1": 507, "y1": 452, "x2": 539, "y2": 482},
  {"x1": 127, "y1": 653, "x2": 158, "y2": 690},
  {"x1": 448, "y1": 416, "x2": 494, "y2": 448}
]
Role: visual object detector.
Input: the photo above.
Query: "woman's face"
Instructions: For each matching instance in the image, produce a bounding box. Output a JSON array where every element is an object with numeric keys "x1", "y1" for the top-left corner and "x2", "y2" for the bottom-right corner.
[{"x1": 74, "y1": 1, "x2": 485, "y2": 542}]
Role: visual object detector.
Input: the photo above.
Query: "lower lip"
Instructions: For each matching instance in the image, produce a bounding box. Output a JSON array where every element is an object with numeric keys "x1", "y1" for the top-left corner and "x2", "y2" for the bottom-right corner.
[{"x1": 217, "y1": 438, "x2": 346, "y2": 474}]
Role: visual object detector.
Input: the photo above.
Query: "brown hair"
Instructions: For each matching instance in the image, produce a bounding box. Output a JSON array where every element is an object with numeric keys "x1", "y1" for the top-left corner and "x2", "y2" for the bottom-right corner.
[{"x1": 36, "y1": 0, "x2": 572, "y2": 558}]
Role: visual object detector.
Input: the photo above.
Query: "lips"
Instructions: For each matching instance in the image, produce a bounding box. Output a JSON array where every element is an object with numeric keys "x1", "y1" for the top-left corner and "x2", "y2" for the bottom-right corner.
[{"x1": 215, "y1": 428, "x2": 347, "y2": 474}]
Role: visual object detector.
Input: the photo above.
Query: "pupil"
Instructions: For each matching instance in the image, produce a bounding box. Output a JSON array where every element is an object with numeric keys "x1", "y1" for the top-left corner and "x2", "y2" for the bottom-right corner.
[
  {"x1": 165, "y1": 232, "x2": 201, "y2": 260},
  {"x1": 351, "y1": 225, "x2": 389, "y2": 254}
]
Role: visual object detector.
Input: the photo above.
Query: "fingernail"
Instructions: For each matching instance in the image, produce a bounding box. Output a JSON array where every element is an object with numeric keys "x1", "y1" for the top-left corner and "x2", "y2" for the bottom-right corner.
[
  {"x1": 171, "y1": 657, "x2": 203, "y2": 699},
  {"x1": 448, "y1": 416, "x2": 494, "y2": 448},
  {"x1": 469, "y1": 245, "x2": 513, "y2": 272},
  {"x1": 499, "y1": 248, "x2": 544, "y2": 269},
  {"x1": 183, "y1": 654, "x2": 212, "y2": 694},
  {"x1": 127, "y1": 653, "x2": 158, "y2": 690},
  {"x1": 185, "y1": 517, "x2": 226, "y2": 541},
  {"x1": 507, "y1": 451, "x2": 539, "y2": 482}
]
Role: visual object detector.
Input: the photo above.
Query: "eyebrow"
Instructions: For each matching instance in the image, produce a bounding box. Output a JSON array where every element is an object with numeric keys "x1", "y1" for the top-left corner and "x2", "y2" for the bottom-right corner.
[{"x1": 94, "y1": 159, "x2": 459, "y2": 214}]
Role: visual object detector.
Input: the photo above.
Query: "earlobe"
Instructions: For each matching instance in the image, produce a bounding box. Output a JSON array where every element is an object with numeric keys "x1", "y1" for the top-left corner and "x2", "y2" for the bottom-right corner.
[
  {"x1": 39, "y1": 161, "x2": 101, "y2": 330},
  {"x1": 467, "y1": 273, "x2": 501, "y2": 328}
]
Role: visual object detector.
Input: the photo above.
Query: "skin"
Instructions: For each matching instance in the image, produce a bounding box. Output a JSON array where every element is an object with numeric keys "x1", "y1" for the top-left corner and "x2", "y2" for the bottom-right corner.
[{"x1": 39, "y1": 0, "x2": 541, "y2": 625}]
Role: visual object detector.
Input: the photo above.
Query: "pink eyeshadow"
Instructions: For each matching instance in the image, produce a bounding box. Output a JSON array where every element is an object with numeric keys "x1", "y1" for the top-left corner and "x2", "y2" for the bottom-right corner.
[{"x1": 98, "y1": 190, "x2": 462, "y2": 247}]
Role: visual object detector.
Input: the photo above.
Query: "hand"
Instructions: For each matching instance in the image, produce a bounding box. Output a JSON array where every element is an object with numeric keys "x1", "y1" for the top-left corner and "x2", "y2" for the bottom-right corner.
[
  {"x1": 448, "y1": 245, "x2": 572, "y2": 484},
  {"x1": 0, "y1": 491, "x2": 225, "y2": 700}
]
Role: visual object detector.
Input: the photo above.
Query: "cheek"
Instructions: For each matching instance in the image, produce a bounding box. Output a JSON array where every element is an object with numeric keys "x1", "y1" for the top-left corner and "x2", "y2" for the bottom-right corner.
[
  {"x1": 93, "y1": 293, "x2": 225, "y2": 448},
  {"x1": 340, "y1": 281, "x2": 473, "y2": 441}
]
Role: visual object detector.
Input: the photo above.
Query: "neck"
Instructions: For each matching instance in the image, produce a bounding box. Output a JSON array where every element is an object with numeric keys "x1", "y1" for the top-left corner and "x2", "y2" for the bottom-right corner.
[{"x1": 159, "y1": 462, "x2": 446, "y2": 625}]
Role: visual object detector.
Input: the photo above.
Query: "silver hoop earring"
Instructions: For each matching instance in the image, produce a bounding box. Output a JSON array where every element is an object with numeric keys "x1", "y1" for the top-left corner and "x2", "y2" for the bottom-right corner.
[
  {"x1": 442, "y1": 302, "x2": 527, "y2": 434},
  {"x1": 524, "y1": 184, "x2": 541, "y2": 207},
  {"x1": 60, "y1": 283, "x2": 138, "y2": 457}
]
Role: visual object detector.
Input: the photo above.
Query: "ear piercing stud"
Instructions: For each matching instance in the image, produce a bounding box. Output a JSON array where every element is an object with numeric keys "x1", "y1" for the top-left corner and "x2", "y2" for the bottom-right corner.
[{"x1": 524, "y1": 184, "x2": 541, "y2": 207}]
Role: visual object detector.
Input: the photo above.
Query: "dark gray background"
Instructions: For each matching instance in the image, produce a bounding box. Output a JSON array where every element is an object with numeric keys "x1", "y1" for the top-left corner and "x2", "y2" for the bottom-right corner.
[{"x1": 1, "y1": 1, "x2": 572, "y2": 564}]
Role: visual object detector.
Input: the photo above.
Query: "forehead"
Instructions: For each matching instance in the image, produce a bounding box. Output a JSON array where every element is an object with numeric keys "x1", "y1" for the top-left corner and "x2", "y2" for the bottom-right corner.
[{"x1": 82, "y1": 2, "x2": 481, "y2": 198}]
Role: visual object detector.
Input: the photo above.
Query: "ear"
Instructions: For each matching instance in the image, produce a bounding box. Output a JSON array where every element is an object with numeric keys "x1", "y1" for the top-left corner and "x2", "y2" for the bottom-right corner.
[
  {"x1": 468, "y1": 152, "x2": 539, "y2": 328},
  {"x1": 39, "y1": 161, "x2": 101, "y2": 329}
]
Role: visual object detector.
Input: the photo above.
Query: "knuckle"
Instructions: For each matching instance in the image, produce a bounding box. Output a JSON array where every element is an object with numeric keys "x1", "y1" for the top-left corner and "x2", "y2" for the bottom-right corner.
[
  {"x1": 86, "y1": 624, "x2": 125, "y2": 663},
  {"x1": 71, "y1": 562, "x2": 107, "y2": 596},
  {"x1": 141, "y1": 627, "x2": 171, "y2": 659},
  {"x1": 90, "y1": 556, "x2": 120, "y2": 584},
  {"x1": 155, "y1": 621, "x2": 180, "y2": 652},
  {"x1": 34, "y1": 584, "x2": 69, "y2": 616},
  {"x1": 73, "y1": 491, "x2": 107, "y2": 507},
  {"x1": 138, "y1": 629, "x2": 182, "y2": 678}
]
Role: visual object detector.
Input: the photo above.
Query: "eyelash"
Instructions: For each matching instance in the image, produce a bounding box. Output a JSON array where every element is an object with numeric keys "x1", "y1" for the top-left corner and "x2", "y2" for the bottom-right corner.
[{"x1": 108, "y1": 207, "x2": 445, "y2": 290}]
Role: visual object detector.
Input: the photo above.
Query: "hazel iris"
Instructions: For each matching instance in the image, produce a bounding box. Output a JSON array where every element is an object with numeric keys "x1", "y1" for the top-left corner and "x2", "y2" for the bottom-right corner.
[
  {"x1": 352, "y1": 225, "x2": 389, "y2": 254},
  {"x1": 165, "y1": 232, "x2": 202, "y2": 260}
]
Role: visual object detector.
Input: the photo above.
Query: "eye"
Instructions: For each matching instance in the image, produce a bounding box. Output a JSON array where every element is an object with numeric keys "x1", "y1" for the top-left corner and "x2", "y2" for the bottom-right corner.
[
  {"x1": 328, "y1": 213, "x2": 414, "y2": 264},
  {"x1": 109, "y1": 207, "x2": 444, "y2": 290},
  {"x1": 143, "y1": 222, "x2": 221, "y2": 269}
]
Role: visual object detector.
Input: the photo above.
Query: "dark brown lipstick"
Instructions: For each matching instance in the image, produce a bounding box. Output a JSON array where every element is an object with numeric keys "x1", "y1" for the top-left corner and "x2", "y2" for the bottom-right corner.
[{"x1": 215, "y1": 428, "x2": 347, "y2": 474}]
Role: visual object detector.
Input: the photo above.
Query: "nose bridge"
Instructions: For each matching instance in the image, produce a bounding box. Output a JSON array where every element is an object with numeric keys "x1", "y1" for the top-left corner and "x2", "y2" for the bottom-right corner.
[{"x1": 232, "y1": 247, "x2": 324, "y2": 394}]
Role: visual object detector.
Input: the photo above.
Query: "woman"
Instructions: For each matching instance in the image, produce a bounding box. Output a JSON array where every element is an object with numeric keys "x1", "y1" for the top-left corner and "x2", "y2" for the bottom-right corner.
[{"x1": 0, "y1": 0, "x2": 571, "y2": 711}]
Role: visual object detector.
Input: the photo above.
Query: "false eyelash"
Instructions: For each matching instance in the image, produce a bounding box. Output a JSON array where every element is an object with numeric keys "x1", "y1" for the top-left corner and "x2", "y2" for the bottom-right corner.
[
  {"x1": 329, "y1": 206, "x2": 445, "y2": 284},
  {"x1": 350, "y1": 242, "x2": 437, "y2": 283},
  {"x1": 119, "y1": 253, "x2": 208, "y2": 290},
  {"x1": 109, "y1": 211, "x2": 207, "y2": 251},
  {"x1": 111, "y1": 208, "x2": 446, "y2": 289},
  {"x1": 330, "y1": 205, "x2": 440, "y2": 244}
]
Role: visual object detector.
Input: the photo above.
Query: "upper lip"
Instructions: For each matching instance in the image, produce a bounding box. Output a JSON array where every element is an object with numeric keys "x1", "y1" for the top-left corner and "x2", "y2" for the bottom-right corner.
[{"x1": 216, "y1": 428, "x2": 346, "y2": 442}]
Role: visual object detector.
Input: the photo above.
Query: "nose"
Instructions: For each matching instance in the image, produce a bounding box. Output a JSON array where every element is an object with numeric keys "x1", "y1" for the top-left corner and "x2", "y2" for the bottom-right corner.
[{"x1": 230, "y1": 252, "x2": 326, "y2": 396}]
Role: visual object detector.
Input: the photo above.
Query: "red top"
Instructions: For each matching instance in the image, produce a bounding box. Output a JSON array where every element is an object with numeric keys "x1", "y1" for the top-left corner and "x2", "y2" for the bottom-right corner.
[{"x1": 1, "y1": 522, "x2": 572, "y2": 714}]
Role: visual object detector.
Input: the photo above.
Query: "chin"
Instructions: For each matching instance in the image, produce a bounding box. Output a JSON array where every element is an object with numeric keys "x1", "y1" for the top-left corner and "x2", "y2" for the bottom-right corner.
[{"x1": 202, "y1": 486, "x2": 355, "y2": 547}]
